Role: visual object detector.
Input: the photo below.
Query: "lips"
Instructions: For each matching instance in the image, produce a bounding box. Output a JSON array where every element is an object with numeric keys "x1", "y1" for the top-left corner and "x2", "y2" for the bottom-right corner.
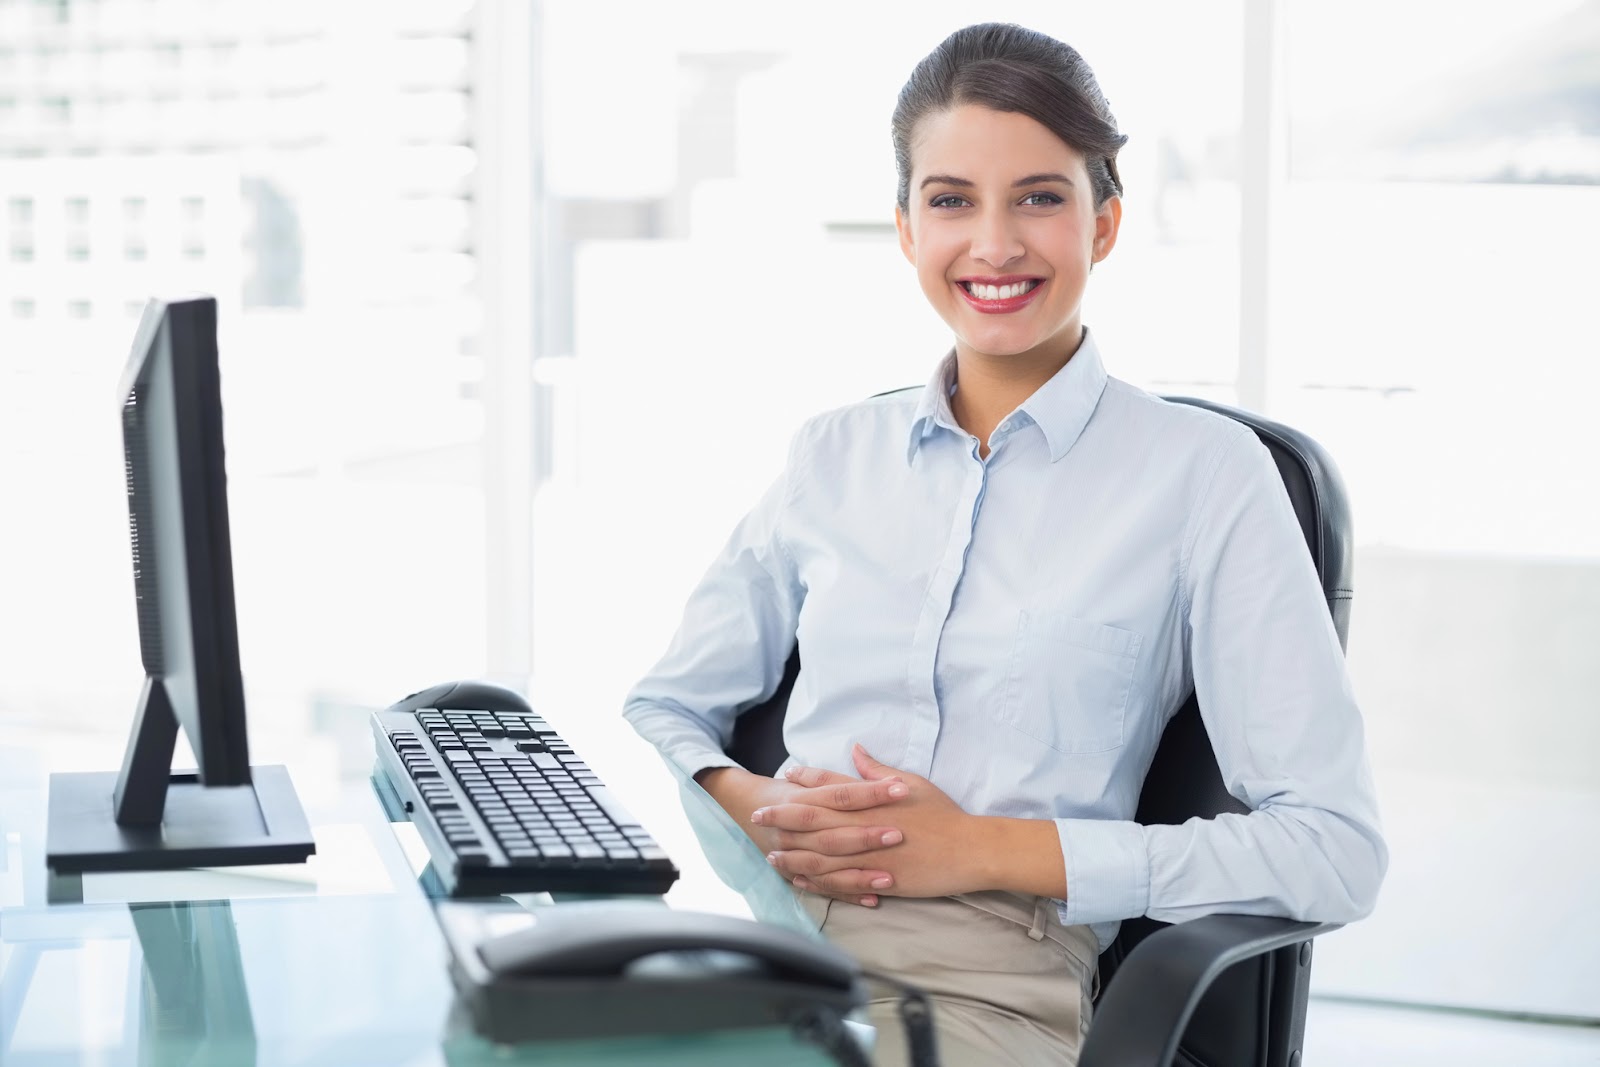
[{"x1": 956, "y1": 277, "x2": 1045, "y2": 314}]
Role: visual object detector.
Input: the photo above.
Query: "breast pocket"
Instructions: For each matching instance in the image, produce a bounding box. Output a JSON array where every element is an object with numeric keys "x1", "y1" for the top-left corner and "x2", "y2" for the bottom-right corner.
[{"x1": 1000, "y1": 611, "x2": 1142, "y2": 754}]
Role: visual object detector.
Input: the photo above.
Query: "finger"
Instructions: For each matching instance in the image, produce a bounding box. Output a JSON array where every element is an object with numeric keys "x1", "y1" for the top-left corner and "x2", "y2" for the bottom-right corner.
[
  {"x1": 773, "y1": 825, "x2": 903, "y2": 855},
  {"x1": 795, "y1": 876, "x2": 878, "y2": 908},
  {"x1": 769, "y1": 848, "x2": 860, "y2": 879},
  {"x1": 800, "y1": 778, "x2": 909, "y2": 812},
  {"x1": 753, "y1": 790, "x2": 903, "y2": 830},
  {"x1": 771, "y1": 851, "x2": 895, "y2": 892},
  {"x1": 782, "y1": 764, "x2": 860, "y2": 788},
  {"x1": 792, "y1": 865, "x2": 895, "y2": 895},
  {"x1": 851, "y1": 743, "x2": 905, "y2": 782},
  {"x1": 752, "y1": 802, "x2": 836, "y2": 832}
]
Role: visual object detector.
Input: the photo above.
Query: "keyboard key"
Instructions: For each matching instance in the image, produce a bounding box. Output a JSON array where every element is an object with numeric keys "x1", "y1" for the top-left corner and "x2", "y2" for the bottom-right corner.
[{"x1": 586, "y1": 787, "x2": 642, "y2": 828}]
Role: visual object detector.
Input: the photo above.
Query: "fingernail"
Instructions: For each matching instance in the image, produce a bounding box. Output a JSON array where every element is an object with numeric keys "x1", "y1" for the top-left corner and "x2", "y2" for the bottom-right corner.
[
  {"x1": 793, "y1": 877, "x2": 807, "y2": 889},
  {"x1": 882, "y1": 830, "x2": 903, "y2": 845},
  {"x1": 861, "y1": 896, "x2": 878, "y2": 907},
  {"x1": 887, "y1": 783, "x2": 908, "y2": 798},
  {"x1": 766, "y1": 852, "x2": 779, "y2": 866},
  {"x1": 871, "y1": 877, "x2": 892, "y2": 889},
  {"x1": 751, "y1": 808, "x2": 766, "y2": 824}
]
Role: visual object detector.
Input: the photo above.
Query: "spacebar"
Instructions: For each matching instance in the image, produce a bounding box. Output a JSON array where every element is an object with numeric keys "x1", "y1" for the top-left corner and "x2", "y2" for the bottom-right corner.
[{"x1": 586, "y1": 786, "x2": 641, "y2": 828}]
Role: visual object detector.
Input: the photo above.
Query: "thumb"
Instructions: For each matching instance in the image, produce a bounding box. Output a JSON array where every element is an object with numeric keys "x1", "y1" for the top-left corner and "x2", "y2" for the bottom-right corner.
[{"x1": 852, "y1": 743, "x2": 900, "y2": 781}]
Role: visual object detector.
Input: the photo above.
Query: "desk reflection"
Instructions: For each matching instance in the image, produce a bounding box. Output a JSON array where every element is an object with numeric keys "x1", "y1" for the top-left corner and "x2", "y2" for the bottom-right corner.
[
  {"x1": 129, "y1": 900, "x2": 256, "y2": 1066},
  {"x1": 0, "y1": 900, "x2": 260, "y2": 1067}
]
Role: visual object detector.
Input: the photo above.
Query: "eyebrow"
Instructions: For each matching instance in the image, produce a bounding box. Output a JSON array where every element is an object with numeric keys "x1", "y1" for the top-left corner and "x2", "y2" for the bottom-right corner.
[{"x1": 919, "y1": 172, "x2": 1076, "y2": 190}]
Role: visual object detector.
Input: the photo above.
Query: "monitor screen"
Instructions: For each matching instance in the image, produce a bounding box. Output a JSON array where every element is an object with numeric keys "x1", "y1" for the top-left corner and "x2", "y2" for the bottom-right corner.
[{"x1": 118, "y1": 295, "x2": 250, "y2": 785}]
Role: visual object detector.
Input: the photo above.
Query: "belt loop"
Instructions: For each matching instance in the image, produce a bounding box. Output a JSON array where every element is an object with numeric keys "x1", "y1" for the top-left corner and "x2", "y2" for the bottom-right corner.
[{"x1": 1027, "y1": 896, "x2": 1047, "y2": 942}]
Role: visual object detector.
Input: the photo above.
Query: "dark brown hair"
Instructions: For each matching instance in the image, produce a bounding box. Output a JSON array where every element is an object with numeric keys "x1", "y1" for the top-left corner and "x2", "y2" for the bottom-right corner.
[{"x1": 892, "y1": 23, "x2": 1128, "y2": 213}]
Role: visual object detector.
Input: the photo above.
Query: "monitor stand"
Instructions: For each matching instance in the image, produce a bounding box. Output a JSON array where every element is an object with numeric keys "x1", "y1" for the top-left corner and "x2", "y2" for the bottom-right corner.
[{"x1": 45, "y1": 678, "x2": 317, "y2": 874}]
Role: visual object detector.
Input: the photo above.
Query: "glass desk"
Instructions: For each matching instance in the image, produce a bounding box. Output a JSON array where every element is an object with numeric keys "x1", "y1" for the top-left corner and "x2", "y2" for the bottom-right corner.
[{"x1": 0, "y1": 743, "x2": 837, "y2": 1067}]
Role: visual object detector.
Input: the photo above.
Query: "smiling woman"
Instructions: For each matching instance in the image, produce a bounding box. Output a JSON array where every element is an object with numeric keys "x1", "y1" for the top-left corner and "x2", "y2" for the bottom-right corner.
[
  {"x1": 623, "y1": 22, "x2": 1386, "y2": 1066},
  {"x1": 896, "y1": 105, "x2": 1121, "y2": 457}
]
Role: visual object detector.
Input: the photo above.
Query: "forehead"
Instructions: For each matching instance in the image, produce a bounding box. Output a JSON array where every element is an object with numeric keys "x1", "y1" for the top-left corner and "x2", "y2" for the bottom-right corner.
[{"x1": 910, "y1": 104, "x2": 1088, "y2": 182}]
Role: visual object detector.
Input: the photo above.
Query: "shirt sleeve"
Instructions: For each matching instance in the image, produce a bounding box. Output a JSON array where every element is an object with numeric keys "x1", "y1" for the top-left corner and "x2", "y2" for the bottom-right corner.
[
  {"x1": 1055, "y1": 428, "x2": 1388, "y2": 928},
  {"x1": 621, "y1": 432, "x2": 807, "y2": 782}
]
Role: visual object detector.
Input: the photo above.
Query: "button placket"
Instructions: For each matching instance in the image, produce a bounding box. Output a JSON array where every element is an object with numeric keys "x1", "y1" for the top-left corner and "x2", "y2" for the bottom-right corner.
[{"x1": 902, "y1": 444, "x2": 989, "y2": 773}]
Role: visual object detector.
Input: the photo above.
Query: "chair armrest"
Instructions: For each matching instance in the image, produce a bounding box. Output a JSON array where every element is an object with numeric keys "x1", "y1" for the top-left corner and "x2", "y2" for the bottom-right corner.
[{"x1": 1079, "y1": 914, "x2": 1342, "y2": 1067}]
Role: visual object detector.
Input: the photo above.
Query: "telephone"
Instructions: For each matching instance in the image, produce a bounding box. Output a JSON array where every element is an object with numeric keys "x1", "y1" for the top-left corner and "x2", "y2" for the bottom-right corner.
[{"x1": 437, "y1": 899, "x2": 865, "y2": 1046}]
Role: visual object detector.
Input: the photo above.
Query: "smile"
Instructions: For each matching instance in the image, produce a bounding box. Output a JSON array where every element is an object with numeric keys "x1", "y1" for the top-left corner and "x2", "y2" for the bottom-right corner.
[{"x1": 956, "y1": 278, "x2": 1044, "y2": 313}]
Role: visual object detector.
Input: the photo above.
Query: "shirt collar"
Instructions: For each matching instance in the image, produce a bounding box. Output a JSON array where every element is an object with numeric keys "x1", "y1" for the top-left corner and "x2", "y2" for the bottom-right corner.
[
  {"x1": 906, "y1": 350, "x2": 959, "y2": 464},
  {"x1": 906, "y1": 329, "x2": 1110, "y2": 466}
]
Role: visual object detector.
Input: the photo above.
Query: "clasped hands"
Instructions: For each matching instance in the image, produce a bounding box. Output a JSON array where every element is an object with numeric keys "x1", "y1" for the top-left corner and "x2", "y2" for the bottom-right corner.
[{"x1": 715, "y1": 743, "x2": 987, "y2": 908}]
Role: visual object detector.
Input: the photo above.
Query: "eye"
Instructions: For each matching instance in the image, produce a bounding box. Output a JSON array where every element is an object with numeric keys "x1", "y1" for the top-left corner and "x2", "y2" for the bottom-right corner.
[
  {"x1": 929, "y1": 194, "x2": 970, "y2": 209},
  {"x1": 1021, "y1": 192, "x2": 1063, "y2": 207}
]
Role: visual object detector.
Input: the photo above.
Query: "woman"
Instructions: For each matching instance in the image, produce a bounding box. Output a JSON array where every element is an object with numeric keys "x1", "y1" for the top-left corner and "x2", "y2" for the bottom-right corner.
[{"x1": 624, "y1": 22, "x2": 1386, "y2": 1065}]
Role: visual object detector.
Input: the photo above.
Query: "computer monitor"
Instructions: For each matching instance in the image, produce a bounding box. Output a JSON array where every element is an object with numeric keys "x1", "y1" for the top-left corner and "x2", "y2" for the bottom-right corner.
[{"x1": 45, "y1": 296, "x2": 316, "y2": 874}]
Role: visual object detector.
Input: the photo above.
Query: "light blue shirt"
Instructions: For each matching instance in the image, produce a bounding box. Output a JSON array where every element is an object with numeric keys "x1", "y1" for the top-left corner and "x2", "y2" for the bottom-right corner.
[{"x1": 623, "y1": 331, "x2": 1387, "y2": 950}]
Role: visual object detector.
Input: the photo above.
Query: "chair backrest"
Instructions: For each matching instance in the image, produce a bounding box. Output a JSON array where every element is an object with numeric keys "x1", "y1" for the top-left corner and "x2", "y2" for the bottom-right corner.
[{"x1": 724, "y1": 395, "x2": 1354, "y2": 1067}]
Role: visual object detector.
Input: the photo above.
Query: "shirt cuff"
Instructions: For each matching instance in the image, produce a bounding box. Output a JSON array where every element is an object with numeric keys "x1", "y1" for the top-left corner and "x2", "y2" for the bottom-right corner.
[
  {"x1": 623, "y1": 702, "x2": 743, "y2": 783},
  {"x1": 1055, "y1": 817, "x2": 1152, "y2": 927},
  {"x1": 666, "y1": 745, "x2": 741, "y2": 784}
]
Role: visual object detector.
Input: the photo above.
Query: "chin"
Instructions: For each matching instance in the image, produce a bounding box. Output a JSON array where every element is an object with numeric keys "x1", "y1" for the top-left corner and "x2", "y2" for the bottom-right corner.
[
  {"x1": 959, "y1": 320, "x2": 1082, "y2": 361},
  {"x1": 959, "y1": 332, "x2": 1048, "y2": 359}
]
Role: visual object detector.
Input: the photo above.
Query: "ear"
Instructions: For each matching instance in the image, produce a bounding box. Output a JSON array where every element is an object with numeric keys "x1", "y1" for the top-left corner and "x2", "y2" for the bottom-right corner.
[
  {"x1": 895, "y1": 203, "x2": 916, "y2": 267},
  {"x1": 1091, "y1": 195, "x2": 1122, "y2": 265}
]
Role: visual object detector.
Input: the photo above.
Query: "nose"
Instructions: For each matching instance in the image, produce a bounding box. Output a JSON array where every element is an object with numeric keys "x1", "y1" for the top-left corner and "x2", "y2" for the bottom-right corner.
[{"x1": 968, "y1": 205, "x2": 1024, "y2": 269}]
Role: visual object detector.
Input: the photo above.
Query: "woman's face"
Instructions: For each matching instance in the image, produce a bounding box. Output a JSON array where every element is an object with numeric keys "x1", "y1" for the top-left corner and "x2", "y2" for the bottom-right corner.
[{"x1": 896, "y1": 104, "x2": 1120, "y2": 368}]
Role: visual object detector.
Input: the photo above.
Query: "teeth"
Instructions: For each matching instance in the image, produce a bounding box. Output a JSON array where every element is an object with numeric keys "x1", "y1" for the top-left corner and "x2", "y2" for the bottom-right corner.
[{"x1": 966, "y1": 281, "x2": 1037, "y2": 300}]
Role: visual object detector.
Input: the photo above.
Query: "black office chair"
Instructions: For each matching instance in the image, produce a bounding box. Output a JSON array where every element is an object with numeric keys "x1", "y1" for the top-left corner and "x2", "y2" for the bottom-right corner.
[{"x1": 725, "y1": 396, "x2": 1354, "y2": 1067}]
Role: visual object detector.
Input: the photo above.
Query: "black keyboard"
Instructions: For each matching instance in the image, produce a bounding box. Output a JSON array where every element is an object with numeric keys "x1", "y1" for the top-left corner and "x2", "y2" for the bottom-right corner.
[{"x1": 372, "y1": 708, "x2": 679, "y2": 896}]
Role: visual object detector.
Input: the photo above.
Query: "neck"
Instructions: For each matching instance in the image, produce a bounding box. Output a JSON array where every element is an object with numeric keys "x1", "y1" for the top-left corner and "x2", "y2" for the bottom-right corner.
[{"x1": 950, "y1": 327, "x2": 1086, "y2": 456}]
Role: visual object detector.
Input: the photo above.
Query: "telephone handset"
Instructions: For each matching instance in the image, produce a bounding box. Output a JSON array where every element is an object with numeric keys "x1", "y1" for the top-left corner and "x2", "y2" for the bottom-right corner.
[
  {"x1": 476, "y1": 905, "x2": 859, "y2": 989},
  {"x1": 438, "y1": 899, "x2": 870, "y2": 1054}
]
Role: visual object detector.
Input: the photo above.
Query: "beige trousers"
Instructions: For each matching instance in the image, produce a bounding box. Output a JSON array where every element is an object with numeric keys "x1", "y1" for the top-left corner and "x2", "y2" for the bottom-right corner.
[{"x1": 796, "y1": 888, "x2": 1099, "y2": 1066}]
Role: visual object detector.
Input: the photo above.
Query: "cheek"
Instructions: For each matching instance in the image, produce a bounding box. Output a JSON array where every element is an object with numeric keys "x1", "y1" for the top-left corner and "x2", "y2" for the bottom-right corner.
[
  {"x1": 1036, "y1": 217, "x2": 1095, "y2": 263},
  {"x1": 912, "y1": 230, "x2": 963, "y2": 287}
]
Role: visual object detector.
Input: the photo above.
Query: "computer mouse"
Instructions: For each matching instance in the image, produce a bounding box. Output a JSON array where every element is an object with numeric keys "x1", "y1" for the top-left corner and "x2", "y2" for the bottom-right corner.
[{"x1": 387, "y1": 679, "x2": 533, "y2": 716}]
